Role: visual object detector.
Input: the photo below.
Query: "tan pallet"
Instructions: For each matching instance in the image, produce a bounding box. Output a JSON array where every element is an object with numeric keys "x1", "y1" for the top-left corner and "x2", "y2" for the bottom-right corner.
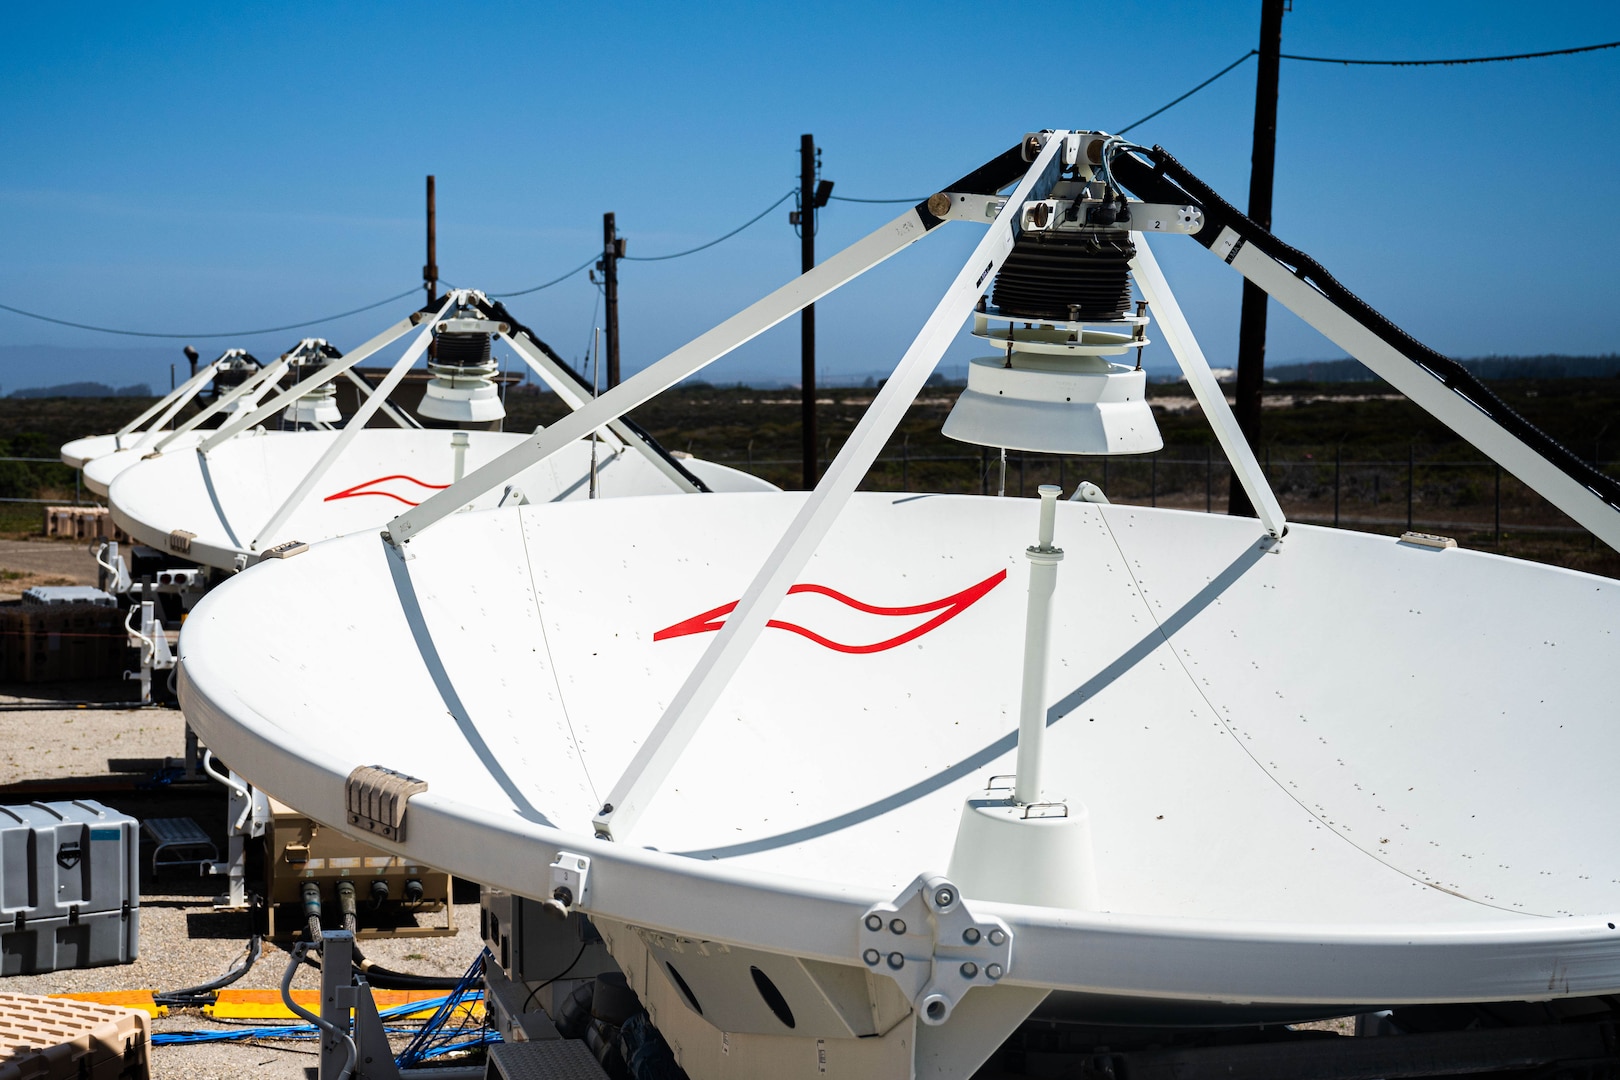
[
  {"x1": 0, "y1": 993, "x2": 148, "y2": 1080},
  {"x1": 41, "y1": 507, "x2": 126, "y2": 543}
]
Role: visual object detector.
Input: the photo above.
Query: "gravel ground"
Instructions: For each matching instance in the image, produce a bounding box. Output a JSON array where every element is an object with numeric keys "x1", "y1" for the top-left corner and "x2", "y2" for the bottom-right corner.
[
  {"x1": 0, "y1": 695, "x2": 487, "y2": 1079},
  {"x1": 0, "y1": 705, "x2": 178, "y2": 777}
]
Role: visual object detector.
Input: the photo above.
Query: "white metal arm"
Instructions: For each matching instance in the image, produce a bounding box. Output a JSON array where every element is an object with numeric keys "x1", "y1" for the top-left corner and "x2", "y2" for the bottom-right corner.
[
  {"x1": 340, "y1": 366, "x2": 422, "y2": 429},
  {"x1": 114, "y1": 360, "x2": 221, "y2": 441},
  {"x1": 1207, "y1": 226, "x2": 1620, "y2": 552},
  {"x1": 497, "y1": 331, "x2": 625, "y2": 450},
  {"x1": 249, "y1": 298, "x2": 451, "y2": 549},
  {"x1": 497, "y1": 330, "x2": 711, "y2": 493},
  {"x1": 128, "y1": 360, "x2": 224, "y2": 451},
  {"x1": 592, "y1": 132, "x2": 1069, "y2": 840},
  {"x1": 149, "y1": 357, "x2": 292, "y2": 453},
  {"x1": 1129, "y1": 238, "x2": 1286, "y2": 537},
  {"x1": 385, "y1": 205, "x2": 941, "y2": 545},
  {"x1": 199, "y1": 316, "x2": 417, "y2": 453}
]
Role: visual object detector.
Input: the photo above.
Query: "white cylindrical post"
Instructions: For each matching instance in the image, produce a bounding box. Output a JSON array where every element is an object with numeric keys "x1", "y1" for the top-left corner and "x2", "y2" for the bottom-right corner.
[
  {"x1": 451, "y1": 431, "x2": 469, "y2": 483},
  {"x1": 1014, "y1": 485, "x2": 1064, "y2": 806}
]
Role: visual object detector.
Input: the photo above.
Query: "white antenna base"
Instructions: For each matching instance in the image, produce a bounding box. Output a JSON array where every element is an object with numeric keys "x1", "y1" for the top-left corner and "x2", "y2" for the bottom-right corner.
[{"x1": 947, "y1": 790, "x2": 1100, "y2": 910}]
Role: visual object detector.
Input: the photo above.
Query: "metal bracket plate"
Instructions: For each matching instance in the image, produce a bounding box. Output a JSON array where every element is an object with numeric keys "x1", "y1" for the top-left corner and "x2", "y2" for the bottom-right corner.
[
  {"x1": 345, "y1": 764, "x2": 428, "y2": 842},
  {"x1": 858, "y1": 873, "x2": 1012, "y2": 1026}
]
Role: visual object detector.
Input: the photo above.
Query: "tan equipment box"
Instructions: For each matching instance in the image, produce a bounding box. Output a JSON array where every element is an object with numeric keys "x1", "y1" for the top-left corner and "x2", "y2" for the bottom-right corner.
[{"x1": 262, "y1": 797, "x2": 452, "y2": 940}]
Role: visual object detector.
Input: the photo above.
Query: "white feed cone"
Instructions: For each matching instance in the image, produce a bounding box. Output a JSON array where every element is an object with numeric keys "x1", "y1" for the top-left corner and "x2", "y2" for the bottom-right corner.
[{"x1": 948, "y1": 486, "x2": 1100, "y2": 910}]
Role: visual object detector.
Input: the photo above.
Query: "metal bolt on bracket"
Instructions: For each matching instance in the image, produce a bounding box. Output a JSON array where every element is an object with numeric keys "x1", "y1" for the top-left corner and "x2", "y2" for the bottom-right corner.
[{"x1": 857, "y1": 873, "x2": 1013, "y2": 1027}]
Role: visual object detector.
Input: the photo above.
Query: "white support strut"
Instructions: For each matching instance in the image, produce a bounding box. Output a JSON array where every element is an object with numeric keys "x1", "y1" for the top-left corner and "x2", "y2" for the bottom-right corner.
[
  {"x1": 1013, "y1": 486, "x2": 1064, "y2": 806},
  {"x1": 199, "y1": 316, "x2": 418, "y2": 453},
  {"x1": 592, "y1": 133, "x2": 1069, "y2": 841},
  {"x1": 249, "y1": 298, "x2": 451, "y2": 549},
  {"x1": 496, "y1": 330, "x2": 684, "y2": 481},
  {"x1": 340, "y1": 366, "x2": 421, "y2": 430},
  {"x1": 150, "y1": 357, "x2": 292, "y2": 453},
  {"x1": 500, "y1": 324, "x2": 711, "y2": 495},
  {"x1": 114, "y1": 360, "x2": 222, "y2": 442},
  {"x1": 130, "y1": 360, "x2": 224, "y2": 451},
  {"x1": 1207, "y1": 226, "x2": 1620, "y2": 552},
  {"x1": 385, "y1": 206, "x2": 939, "y2": 545},
  {"x1": 1129, "y1": 236, "x2": 1287, "y2": 537}
]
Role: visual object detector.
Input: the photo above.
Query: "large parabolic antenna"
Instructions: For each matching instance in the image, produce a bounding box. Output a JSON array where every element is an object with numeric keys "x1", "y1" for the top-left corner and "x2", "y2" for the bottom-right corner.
[
  {"x1": 105, "y1": 294, "x2": 773, "y2": 572},
  {"x1": 179, "y1": 132, "x2": 1620, "y2": 1076},
  {"x1": 60, "y1": 348, "x2": 279, "y2": 476}
]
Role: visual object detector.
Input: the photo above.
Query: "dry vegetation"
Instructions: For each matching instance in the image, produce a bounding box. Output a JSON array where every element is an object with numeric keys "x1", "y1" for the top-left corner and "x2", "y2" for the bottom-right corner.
[{"x1": 4, "y1": 376, "x2": 1617, "y2": 576}]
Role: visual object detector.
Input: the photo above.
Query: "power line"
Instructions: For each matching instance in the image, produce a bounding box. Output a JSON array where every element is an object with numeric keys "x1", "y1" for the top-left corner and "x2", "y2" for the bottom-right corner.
[
  {"x1": 1283, "y1": 39, "x2": 1620, "y2": 67},
  {"x1": 0, "y1": 287, "x2": 422, "y2": 340},
  {"x1": 1116, "y1": 37, "x2": 1620, "y2": 136},
  {"x1": 488, "y1": 190, "x2": 796, "y2": 297},
  {"x1": 622, "y1": 190, "x2": 796, "y2": 262},
  {"x1": 827, "y1": 194, "x2": 923, "y2": 204},
  {"x1": 1118, "y1": 51, "x2": 1258, "y2": 136},
  {"x1": 488, "y1": 256, "x2": 598, "y2": 298}
]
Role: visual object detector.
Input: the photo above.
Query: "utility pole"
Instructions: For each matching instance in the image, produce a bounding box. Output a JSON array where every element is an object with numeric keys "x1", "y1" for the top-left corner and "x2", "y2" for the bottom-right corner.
[
  {"x1": 799, "y1": 135, "x2": 818, "y2": 489},
  {"x1": 600, "y1": 213, "x2": 624, "y2": 388},
  {"x1": 1229, "y1": 0, "x2": 1285, "y2": 518},
  {"x1": 424, "y1": 175, "x2": 438, "y2": 306},
  {"x1": 792, "y1": 135, "x2": 833, "y2": 488}
]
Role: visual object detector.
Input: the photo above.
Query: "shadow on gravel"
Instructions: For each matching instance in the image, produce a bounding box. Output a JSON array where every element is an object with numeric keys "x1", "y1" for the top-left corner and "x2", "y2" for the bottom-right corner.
[{"x1": 185, "y1": 908, "x2": 256, "y2": 940}]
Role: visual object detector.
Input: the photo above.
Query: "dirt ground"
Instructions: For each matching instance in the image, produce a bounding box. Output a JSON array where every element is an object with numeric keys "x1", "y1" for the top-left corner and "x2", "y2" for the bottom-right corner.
[{"x1": 0, "y1": 535, "x2": 99, "y2": 600}]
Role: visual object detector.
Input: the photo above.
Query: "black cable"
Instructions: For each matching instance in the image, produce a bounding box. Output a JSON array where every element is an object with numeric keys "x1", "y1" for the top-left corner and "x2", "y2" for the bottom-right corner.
[
  {"x1": 355, "y1": 962, "x2": 464, "y2": 991},
  {"x1": 1117, "y1": 51, "x2": 1258, "y2": 135},
  {"x1": 0, "y1": 288, "x2": 422, "y2": 340},
  {"x1": 622, "y1": 190, "x2": 795, "y2": 262},
  {"x1": 298, "y1": 944, "x2": 466, "y2": 990},
  {"x1": 1282, "y1": 39, "x2": 1620, "y2": 66},
  {"x1": 489, "y1": 255, "x2": 599, "y2": 298},
  {"x1": 154, "y1": 934, "x2": 262, "y2": 1006},
  {"x1": 487, "y1": 189, "x2": 795, "y2": 297},
  {"x1": 1115, "y1": 38, "x2": 1620, "y2": 138},
  {"x1": 520, "y1": 940, "x2": 590, "y2": 1014}
]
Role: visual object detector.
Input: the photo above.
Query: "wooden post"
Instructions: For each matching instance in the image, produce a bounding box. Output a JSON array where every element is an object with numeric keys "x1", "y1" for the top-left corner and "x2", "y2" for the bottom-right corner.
[
  {"x1": 424, "y1": 176, "x2": 438, "y2": 305},
  {"x1": 602, "y1": 212, "x2": 622, "y2": 389},
  {"x1": 800, "y1": 134, "x2": 818, "y2": 489},
  {"x1": 1228, "y1": 0, "x2": 1285, "y2": 517},
  {"x1": 1334, "y1": 443, "x2": 1341, "y2": 527},
  {"x1": 1407, "y1": 443, "x2": 1416, "y2": 531}
]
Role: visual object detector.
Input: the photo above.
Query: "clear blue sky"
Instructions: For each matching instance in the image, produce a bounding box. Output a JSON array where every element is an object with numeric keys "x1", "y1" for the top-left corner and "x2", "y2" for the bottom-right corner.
[{"x1": 3, "y1": 0, "x2": 1619, "y2": 390}]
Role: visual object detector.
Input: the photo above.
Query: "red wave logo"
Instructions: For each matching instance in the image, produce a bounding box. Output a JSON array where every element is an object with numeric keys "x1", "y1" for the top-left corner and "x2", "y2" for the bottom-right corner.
[
  {"x1": 653, "y1": 570, "x2": 1006, "y2": 655},
  {"x1": 323, "y1": 474, "x2": 450, "y2": 507}
]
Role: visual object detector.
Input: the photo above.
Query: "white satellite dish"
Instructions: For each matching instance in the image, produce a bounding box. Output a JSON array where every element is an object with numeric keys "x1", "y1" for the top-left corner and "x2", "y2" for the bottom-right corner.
[
  {"x1": 103, "y1": 292, "x2": 773, "y2": 569},
  {"x1": 177, "y1": 131, "x2": 1620, "y2": 1075},
  {"x1": 60, "y1": 348, "x2": 281, "y2": 471},
  {"x1": 180, "y1": 492, "x2": 1620, "y2": 1013},
  {"x1": 82, "y1": 431, "x2": 206, "y2": 496},
  {"x1": 109, "y1": 427, "x2": 773, "y2": 571}
]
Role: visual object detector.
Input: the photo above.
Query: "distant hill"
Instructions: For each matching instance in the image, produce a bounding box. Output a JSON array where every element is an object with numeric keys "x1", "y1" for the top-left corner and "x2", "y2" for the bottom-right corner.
[
  {"x1": 1267, "y1": 354, "x2": 1620, "y2": 383},
  {"x1": 9, "y1": 381, "x2": 152, "y2": 399},
  {"x1": 0, "y1": 344, "x2": 181, "y2": 397}
]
